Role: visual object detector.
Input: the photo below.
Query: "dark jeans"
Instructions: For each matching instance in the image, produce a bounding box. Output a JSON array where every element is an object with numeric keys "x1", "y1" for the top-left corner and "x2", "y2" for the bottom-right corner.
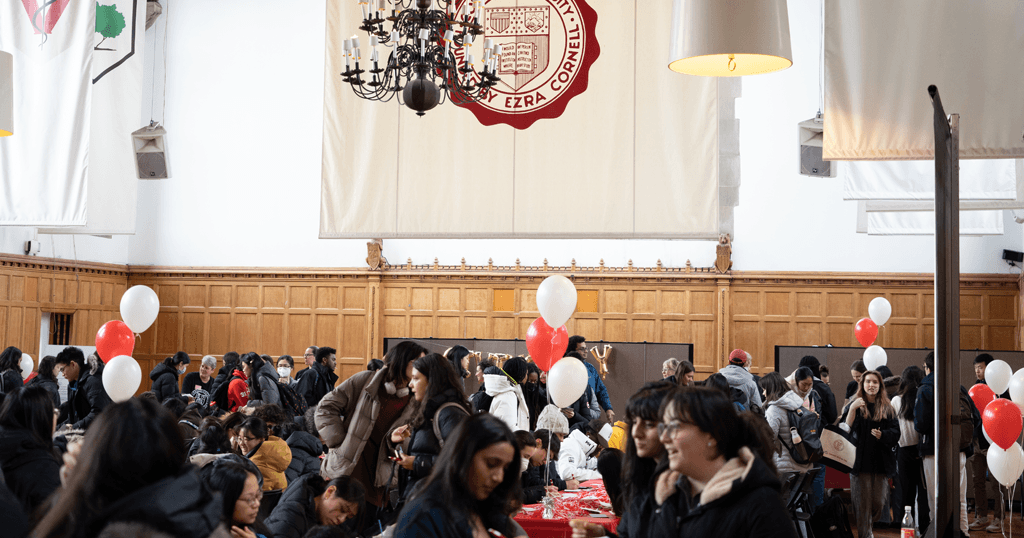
[{"x1": 893, "y1": 446, "x2": 930, "y2": 531}]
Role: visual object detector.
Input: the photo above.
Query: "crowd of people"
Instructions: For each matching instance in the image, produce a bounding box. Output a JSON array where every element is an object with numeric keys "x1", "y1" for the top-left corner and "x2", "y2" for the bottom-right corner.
[{"x1": 0, "y1": 341, "x2": 1003, "y2": 538}]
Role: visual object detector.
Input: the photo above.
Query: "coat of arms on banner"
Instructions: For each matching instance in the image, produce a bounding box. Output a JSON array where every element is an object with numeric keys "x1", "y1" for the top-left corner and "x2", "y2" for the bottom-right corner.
[{"x1": 455, "y1": 0, "x2": 599, "y2": 130}]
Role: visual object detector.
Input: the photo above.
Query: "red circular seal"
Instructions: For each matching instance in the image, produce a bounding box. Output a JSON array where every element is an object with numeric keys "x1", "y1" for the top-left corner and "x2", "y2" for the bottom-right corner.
[{"x1": 455, "y1": 0, "x2": 600, "y2": 130}]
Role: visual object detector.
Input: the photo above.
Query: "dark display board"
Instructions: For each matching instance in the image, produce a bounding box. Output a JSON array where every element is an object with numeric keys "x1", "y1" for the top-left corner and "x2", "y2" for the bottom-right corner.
[{"x1": 384, "y1": 338, "x2": 693, "y2": 415}]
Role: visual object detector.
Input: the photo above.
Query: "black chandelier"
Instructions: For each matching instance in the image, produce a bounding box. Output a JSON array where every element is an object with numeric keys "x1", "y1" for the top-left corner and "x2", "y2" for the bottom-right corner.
[{"x1": 341, "y1": 0, "x2": 502, "y2": 116}]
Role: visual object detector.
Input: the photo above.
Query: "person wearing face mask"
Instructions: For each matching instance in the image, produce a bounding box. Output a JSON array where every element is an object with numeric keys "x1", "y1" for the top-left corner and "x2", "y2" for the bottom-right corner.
[
  {"x1": 840, "y1": 370, "x2": 899, "y2": 538},
  {"x1": 149, "y1": 351, "x2": 191, "y2": 403},
  {"x1": 485, "y1": 358, "x2": 531, "y2": 433},
  {"x1": 387, "y1": 353, "x2": 471, "y2": 503},
  {"x1": 277, "y1": 355, "x2": 296, "y2": 387},
  {"x1": 523, "y1": 363, "x2": 547, "y2": 430}
]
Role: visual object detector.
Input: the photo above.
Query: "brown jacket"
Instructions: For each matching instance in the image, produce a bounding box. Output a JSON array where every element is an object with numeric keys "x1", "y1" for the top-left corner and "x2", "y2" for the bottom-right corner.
[
  {"x1": 315, "y1": 367, "x2": 417, "y2": 488},
  {"x1": 251, "y1": 435, "x2": 291, "y2": 491}
]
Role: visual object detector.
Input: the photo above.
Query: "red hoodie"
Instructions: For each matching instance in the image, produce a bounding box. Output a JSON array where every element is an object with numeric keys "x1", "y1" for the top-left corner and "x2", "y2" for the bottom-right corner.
[{"x1": 227, "y1": 369, "x2": 249, "y2": 412}]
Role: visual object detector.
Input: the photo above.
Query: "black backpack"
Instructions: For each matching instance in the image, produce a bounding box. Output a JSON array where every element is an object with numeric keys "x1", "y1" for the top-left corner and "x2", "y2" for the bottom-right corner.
[
  {"x1": 278, "y1": 380, "x2": 309, "y2": 418},
  {"x1": 810, "y1": 493, "x2": 855, "y2": 538},
  {"x1": 778, "y1": 406, "x2": 824, "y2": 465}
]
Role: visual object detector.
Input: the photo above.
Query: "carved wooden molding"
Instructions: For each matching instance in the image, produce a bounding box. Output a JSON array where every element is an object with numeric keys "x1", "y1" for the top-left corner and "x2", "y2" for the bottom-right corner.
[{"x1": 0, "y1": 253, "x2": 128, "y2": 277}]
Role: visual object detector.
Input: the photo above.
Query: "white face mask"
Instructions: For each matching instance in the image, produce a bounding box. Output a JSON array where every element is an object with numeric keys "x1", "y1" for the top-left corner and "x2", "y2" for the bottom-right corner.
[
  {"x1": 178, "y1": 366, "x2": 187, "y2": 375},
  {"x1": 278, "y1": 367, "x2": 292, "y2": 378}
]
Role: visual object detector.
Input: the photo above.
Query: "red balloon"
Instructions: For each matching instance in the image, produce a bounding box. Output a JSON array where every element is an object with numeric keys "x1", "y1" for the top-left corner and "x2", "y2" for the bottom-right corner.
[
  {"x1": 983, "y1": 398, "x2": 1023, "y2": 450},
  {"x1": 970, "y1": 383, "x2": 997, "y2": 415},
  {"x1": 95, "y1": 320, "x2": 135, "y2": 363},
  {"x1": 854, "y1": 318, "x2": 878, "y2": 347},
  {"x1": 526, "y1": 317, "x2": 569, "y2": 372}
]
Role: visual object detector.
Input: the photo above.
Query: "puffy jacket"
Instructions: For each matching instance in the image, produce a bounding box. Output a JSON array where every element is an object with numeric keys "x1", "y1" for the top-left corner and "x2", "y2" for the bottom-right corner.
[
  {"x1": 249, "y1": 435, "x2": 291, "y2": 491},
  {"x1": 392, "y1": 391, "x2": 469, "y2": 500},
  {"x1": 285, "y1": 431, "x2": 323, "y2": 484},
  {"x1": 227, "y1": 370, "x2": 250, "y2": 412},
  {"x1": 0, "y1": 426, "x2": 61, "y2": 515},
  {"x1": 653, "y1": 447, "x2": 796, "y2": 538},
  {"x1": 26, "y1": 376, "x2": 60, "y2": 408},
  {"x1": 765, "y1": 391, "x2": 814, "y2": 474},
  {"x1": 0, "y1": 369, "x2": 24, "y2": 395},
  {"x1": 557, "y1": 429, "x2": 601, "y2": 481},
  {"x1": 295, "y1": 362, "x2": 338, "y2": 408},
  {"x1": 62, "y1": 361, "x2": 112, "y2": 430},
  {"x1": 484, "y1": 374, "x2": 529, "y2": 432},
  {"x1": 150, "y1": 363, "x2": 184, "y2": 402},
  {"x1": 252, "y1": 362, "x2": 281, "y2": 406},
  {"x1": 315, "y1": 367, "x2": 417, "y2": 487},
  {"x1": 608, "y1": 421, "x2": 628, "y2": 451},
  {"x1": 718, "y1": 365, "x2": 763, "y2": 407},
  {"x1": 914, "y1": 373, "x2": 935, "y2": 456},
  {"x1": 265, "y1": 474, "x2": 323, "y2": 538}
]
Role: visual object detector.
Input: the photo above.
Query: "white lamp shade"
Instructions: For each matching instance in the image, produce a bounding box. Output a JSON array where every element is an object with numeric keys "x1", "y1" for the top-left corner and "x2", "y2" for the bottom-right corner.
[
  {"x1": 0, "y1": 51, "x2": 11, "y2": 137},
  {"x1": 669, "y1": 0, "x2": 792, "y2": 77}
]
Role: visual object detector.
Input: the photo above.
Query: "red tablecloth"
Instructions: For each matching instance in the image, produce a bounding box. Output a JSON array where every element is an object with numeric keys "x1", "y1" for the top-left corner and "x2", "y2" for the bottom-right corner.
[{"x1": 514, "y1": 480, "x2": 620, "y2": 538}]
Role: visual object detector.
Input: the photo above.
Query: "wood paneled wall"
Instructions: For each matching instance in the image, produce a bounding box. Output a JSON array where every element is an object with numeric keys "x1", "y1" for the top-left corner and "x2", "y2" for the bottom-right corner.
[
  {"x1": 0, "y1": 255, "x2": 1019, "y2": 388},
  {"x1": 0, "y1": 255, "x2": 127, "y2": 358}
]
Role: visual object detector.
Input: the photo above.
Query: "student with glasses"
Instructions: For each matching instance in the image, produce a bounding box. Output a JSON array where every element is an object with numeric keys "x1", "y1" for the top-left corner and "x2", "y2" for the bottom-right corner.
[
  {"x1": 201, "y1": 461, "x2": 272, "y2": 538},
  {"x1": 238, "y1": 416, "x2": 291, "y2": 491}
]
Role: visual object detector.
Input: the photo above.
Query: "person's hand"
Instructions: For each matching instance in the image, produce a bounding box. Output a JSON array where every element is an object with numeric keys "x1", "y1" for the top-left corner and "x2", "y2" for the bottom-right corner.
[
  {"x1": 565, "y1": 478, "x2": 580, "y2": 490},
  {"x1": 850, "y1": 398, "x2": 865, "y2": 411},
  {"x1": 59, "y1": 438, "x2": 83, "y2": 485},
  {"x1": 230, "y1": 525, "x2": 257, "y2": 538},
  {"x1": 871, "y1": 428, "x2": 882, "y2": 439},
  {"x1": 655, "y1": 470, "x2": 681, "y2": 505},
  {"x1": 544, "y1": 485, "x2": 559, "y2": 496},
  {"x1": 391, "y1": 424, "x2": 411, "y2": 444},
  {"x1": 279, "y1": 377, "x2": 290, "y2": 384},
  {"x1": 562, "y1": 408, "x2": 575, "y2": 419},
  {"x1": 606, "y1": 410, "x2": 615, "y2": 422},
  {"x1": 399, "y1": 454, "x2": 415, "y2": 470},
  {"x1": 569, "y1": 519, "x2": 607, "y2": 537}
]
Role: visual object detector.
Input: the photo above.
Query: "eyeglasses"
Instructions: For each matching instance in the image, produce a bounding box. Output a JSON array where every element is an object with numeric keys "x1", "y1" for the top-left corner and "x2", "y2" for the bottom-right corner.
[
  {"x1": 238, "y1": 492, "x2": 263, "y2": 507},
  {"x1": 304, "y1": 353, "x2": 315, "y2": 357},
  {"x1": 656, "y1": 420, "x2": 684, "y2": 438},
  {"x1": 241, "y1": 436, "x2": 259, "y2": 443}
]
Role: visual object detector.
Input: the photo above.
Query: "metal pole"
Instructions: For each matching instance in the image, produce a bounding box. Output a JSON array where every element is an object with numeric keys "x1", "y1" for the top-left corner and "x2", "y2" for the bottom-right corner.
[{"x1": 929, "y1": 85, "x2": 960, "y2": 538}]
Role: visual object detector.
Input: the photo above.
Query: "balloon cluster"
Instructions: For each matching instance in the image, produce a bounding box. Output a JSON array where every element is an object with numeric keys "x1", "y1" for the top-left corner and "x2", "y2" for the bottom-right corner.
[
  {"x1": 970, "y1": 360, "x2": 1024, "y2": 486},
  {"x1": 854, "y1": 297, "x2": 891, "y2": 371},
  {"x1": 95, "y1": 286, "x2": 160, "y2": 402},
  {"x1": 525, "y1": 276, "x2": 591, "y2": 408}
]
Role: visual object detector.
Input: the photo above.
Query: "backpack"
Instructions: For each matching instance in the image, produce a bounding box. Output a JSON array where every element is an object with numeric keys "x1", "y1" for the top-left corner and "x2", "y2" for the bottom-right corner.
[
  {"x1": 958, "y1": 387, "x2": 979, "y2": 453},
  {"x1": 778, "y1": 406, "x2": 824, "y2": 465},
  {"x1": 810, "y1": 493, "x2": 855, "y2": 538},
  {"x1": 277, "y1": 380, "x2": 309, "y2": 418},
  {"x1": 432, "y1": 402, "x2": 470, "y2": 448},
  {"x1": 210, "y1": 374, "x2": 235, "y2": 411}
]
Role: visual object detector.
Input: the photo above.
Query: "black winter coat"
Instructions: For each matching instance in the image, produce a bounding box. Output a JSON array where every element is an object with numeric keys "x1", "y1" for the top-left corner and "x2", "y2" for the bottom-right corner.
[
  {"x1": 0, "y1": 369, "x2": 24, "y2": 394},
  {"x1": 653, "y1": 449, "x2": 797, "y2": 538},
  {"x1": 285, "y1": 431, "x2": 323, "y2": 484},
  {"x1": 295, "y1": 362, "x2": 338, "y2": 408},
  {"x1": 394, "y1": 481, "x2": 516, "y2": 538},
  {"x1": 26, "y1": 376, "x2": 60, "y2": 408},
  {"x1": 840, "y1": 401, "x2": 899, "y2": 477},
  {"x1": 265, "y1": 473, "x2": 323, "y2": 538},
  {"x1": 0, "y1": 426, "x2": 61, "y2": 515},
  {"x1": 0, "y1": 481, "x2": 29, "y2": 538},
  {"x1": 150, "y1": 363, "x2": 183, "y2": 402},
  {"x1": 813, "y1": 378, "x2": 838, "y2": 425},
  {"x1": 62, "y1": 363, "x2": 112, "y2": 430},
  {"x1": 396, "y1": 391, "x2": 469, "y2": 501}
]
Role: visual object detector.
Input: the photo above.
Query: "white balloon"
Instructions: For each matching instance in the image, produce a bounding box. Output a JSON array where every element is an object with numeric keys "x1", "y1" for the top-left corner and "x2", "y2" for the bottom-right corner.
[
  {"x1": 1009, "y1": 370, "x2": 1024, "y2": 405},
  {"x1": 987, "y1": 443, "x2": 1024, "y2": 487},
  {"x1": 102, "y1": 355, "x2": 142, "y2": 403},
  {"x1": 536, "y1": 276, "x2": 577, "y2": 329},
  {"x1": 119, "y1": 285, "x2": 160, "y2": 334},
  {"x1": 868, "y1": 297, "x2": 892, "y2": 327},
  {"x1": 547, "y1": 357, "x2": 589, "y2": 407},
  {"x1": 863, "y1": 345, "x2": 887, "y2": 371},
  {"x1": 983, "y1": 422, "x2": 995, "y2": 445},
  {"x1": 986, "y1": 360, "x2": 1013, "y2": 395},
  {"x1": 19, "y1": 353, "x2": 33, "y2": 379}
]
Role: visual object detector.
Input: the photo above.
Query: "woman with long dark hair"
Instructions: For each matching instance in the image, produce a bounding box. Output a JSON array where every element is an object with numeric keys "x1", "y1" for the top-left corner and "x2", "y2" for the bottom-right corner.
[
  {"x1": 0, "y1": 346, "x2": 25, "y2": 394},
  {"x1": 0, "y1": 385, "x2": 60, "y2": 517},
  {"x1": 762, "y1": 372, "x2": 813, "y2": 476},
  {"x1": 395, "y1": 413, "x2": 523, "y2": 538},
  {"x1": 840, "y1": 370, "x2": 899, "y2": 538},
  {"x1": 639, "y1": 387, "x2": 794, "y2": 538},
  {"x1": 890, "y1": 365, "x2": 928, "y2": 534},
  {"x1": 201, "y1": 461, "x2": 272, "y2": 538},
  {"x1": 389, "y1": 353, "x2": 470, "y2": 501},
  {"x1": 32, "y1": 398, "x2": 222, "y2": 538},
  {"x1": 27, "y1": 355, "x2": 60, "y2": 408},
  {"x1": 242, "y1": 352, "x2": 280, "y2": 407},
  {"x1": 443, "y1": 346, "x2": 471, "y2": 389},
  {"x1": 237, "y1": 416, "x2": 290, "y2": 491},
  {"x1": 149, "y1": 351, "x2": 190, "y2": 403}
]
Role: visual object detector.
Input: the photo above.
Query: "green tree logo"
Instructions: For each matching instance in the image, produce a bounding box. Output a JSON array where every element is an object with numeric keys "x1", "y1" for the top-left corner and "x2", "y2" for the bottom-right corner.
[{"x1": 95, "y1": 2, "x2": 126, "y2": 51}]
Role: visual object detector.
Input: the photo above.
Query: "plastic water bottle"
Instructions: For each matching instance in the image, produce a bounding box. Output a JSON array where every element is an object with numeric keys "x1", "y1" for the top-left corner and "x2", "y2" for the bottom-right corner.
[
  {"x1": 901, "y1": 506, "x2": 915, "y2": 538},
  {"x1": 790, "y1": 427, "x2": 802, "y2": 445}
]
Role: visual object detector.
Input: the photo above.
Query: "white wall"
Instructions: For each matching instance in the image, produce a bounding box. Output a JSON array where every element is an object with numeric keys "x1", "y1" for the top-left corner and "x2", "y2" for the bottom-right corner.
[{"x1": 4, "y1": 0, "x2": 1020, "y2": 274}]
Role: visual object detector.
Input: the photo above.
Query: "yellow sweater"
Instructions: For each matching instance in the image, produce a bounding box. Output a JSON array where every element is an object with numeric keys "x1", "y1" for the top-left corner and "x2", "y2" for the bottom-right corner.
[{"x1": 608, "y1": 421, "x2": 628, "y2": 451}]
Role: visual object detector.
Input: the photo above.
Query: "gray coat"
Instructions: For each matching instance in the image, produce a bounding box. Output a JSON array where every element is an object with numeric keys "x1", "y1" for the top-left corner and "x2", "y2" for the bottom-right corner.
[
  {"x1": 765, "y1": 391, "x2": 813, "y2": 473},
  {"x1": 719, "y1": 364, "x2": 763, "y2": 407}
]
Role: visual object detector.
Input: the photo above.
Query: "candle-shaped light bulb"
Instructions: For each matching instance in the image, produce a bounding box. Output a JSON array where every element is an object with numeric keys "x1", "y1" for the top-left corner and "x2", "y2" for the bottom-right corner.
[
  {"x1": 361, "y1": 2, "x2": 368, "y2": 20},
  {"x1": 494, "y1": 43, "x2": 502, "y2": 56},
  {"x1": 352, "y1": 36, "x2": 360, "y2": 49},
  {"x1": 370, "y1": 35, "x2": 379, "y2": 48},
  {"x1": 462, "y1": 1, "x2": 469, "y2": 19},
  {"x1": 467, "y1": 53, "x2": 474, "y2": 67},
  {"x1": 465, "y1": 32, "x2": 474, "y2": 45},
  {"x1": 344, "y1": 38, "x2": 352, "y2": 52},
  {"x1": 419, "y1": 28, "x2": 430, "y2": 41},
  {"x1": 391, "y1": 30, "x2": 399, "y2": 44},
  {"x1": 484, "y1": 38, "x2": 493, "y2": 50}
]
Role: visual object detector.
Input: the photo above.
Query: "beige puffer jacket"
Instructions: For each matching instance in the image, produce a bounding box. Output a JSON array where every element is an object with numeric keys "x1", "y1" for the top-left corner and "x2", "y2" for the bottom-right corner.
[{"x1": 315, "y1": 367, "x2": 417, "y2": 488}]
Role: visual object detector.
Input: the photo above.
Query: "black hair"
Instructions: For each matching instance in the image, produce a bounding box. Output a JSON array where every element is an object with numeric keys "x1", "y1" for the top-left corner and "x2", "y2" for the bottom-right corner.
[
  {"x1": 895, "y1": 365, "x2": 925, "y2": 422},
  {"x1": 37, "y1": 355, "x2": 58, "y2": 382},
  {"x1": 564, "y1": 351, "x2": 584, "y2": 361},
  {"x1": 760, "y1": 372, "x2": 790, "y2": 403},
  {"x1": 621, "y1": 381, "x2": 673, "y2": 508},
  {"x1": 223, "y1": 352, "x2": 241, "y2": 369},
  {"x1": 502, "y1": 357, "x2": 529, "y2": 385},
  {"x1": 660, "y1": 387, "x2": 777, "y2": 475},
  {"x1": 195, "y1": 417, "x2": 232, "y2": 455},
  {"x1": 277, "y1": 355, "x2": 294, "y2": 368},
  {"x1": 0, "y1": 346, "x2": 22, "y2": 372},
  {"x1": 483, "y1": 366, "x2": 503, "y2": 376},
  {"x1": 409, "y1": 354, "x2": 470, "y2": 430},
  {"x1": 0, "y1": 385, "x2": 55, "y2": 450},
  {"x1": 410, "y1": 413, "x2": 523, "y2": 520},
  {"x1": 34, "y1": 398, "x2": 185, "y2": 538},
  {"x1": 875, "y1": 365, "x2": 894, "y2": 380},
  {"x1": 565, "y1": 336, "x2": 586, "y2": 357},
  {"x1": 819, "y1": 365, "x2": 830, "y2": 377},
  {"x1": 200, "y1": 461, "x2": 254, "y2": 526},
  {"x1": 383, "y1": 341, "x2": 427, "y2": 388},
  {"x1": 315, "y1": 347, "x2": 336, "y2": 365},
  {"x1": 513, "y1": 430, "x2": 535, "y2": 451},
  {"x1": 138, "y1": 391, "x2": 159, "y2": 401},
  {"x1": 252, "y1": 404, "x2": 291, "y2": 436},
  {"x1": 221, "y1": 412, "x2": 246, "y2": 435},
  {"x1": 851, "y1": 360, "x2": 867, "y2": 373},
  {"x1": 703, "y1": 372, "x2": 731, "y2": 397},
  {"x1": 924, "y1": 352, "x2": 934, "y2": 372},
  {"x1": 794, "y1": 367, "x2": 815, "y2": 384},
  {"x1": 162, "y1": 397, "x2": 187, "y2": 419},
  {"x1": 166, "y1": 351, "x2": 191, "y2": 368},
  {"x1": 974, "y1": 353, "x2": 995, "y2": 365},
  {"x1": 241, "y1": 352, "x2": 264, "y2": 370},
  {"x1": 534, "y1": 429, "x2": 561, "y2": 456},
  {"x1": 798, "y1": 355, "x2": 821, "y2": 378},
  {"x1": 477, "y1": 359, "x2": 495, "y2": 372},
  {"x1": 366, "y1": 359, "x2": 384, "y2": 371},
  {"x1": 304, "y1": 475, "x2": 366, "y2": 530},
  {"x1": 597, "y1": 448, "x2": 625, "y2": 516},
  {"x1": 54, "y1": 346, "x2": 86, "y2": 368},
  {"x1": 239, "y1": 417, "x2": 269, "y2": 441},
  {"x1": 445, "y1": 345, "x2": 471, "y2": 379}
]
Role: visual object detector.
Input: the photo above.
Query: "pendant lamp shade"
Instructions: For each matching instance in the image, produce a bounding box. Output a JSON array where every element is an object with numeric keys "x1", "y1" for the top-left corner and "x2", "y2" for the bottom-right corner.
[
  {"x1": 668, "y1": 0, "x2": 792, "y2": 77},
  {"x1": 0, "y1": 51, "x2": 12, "y2": 137}
]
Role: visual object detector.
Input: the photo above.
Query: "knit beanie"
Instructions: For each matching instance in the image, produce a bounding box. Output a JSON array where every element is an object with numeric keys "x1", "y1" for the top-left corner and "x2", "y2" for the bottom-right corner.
[{"x1": 536, "y1": 404, "x2": 570, "y2": 435}]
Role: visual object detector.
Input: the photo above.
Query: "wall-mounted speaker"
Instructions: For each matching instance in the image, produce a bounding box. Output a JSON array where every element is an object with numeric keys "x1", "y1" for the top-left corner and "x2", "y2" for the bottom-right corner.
[
  {"x1": 131, "y1": 124, "x2": 170, "y2": 179},
  {"x1": 798, "y1": 116, "x2": 837, "y2": 178}
]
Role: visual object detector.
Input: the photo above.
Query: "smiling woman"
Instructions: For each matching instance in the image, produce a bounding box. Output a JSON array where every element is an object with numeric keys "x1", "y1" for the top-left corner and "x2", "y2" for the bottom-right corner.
[{"x1": 395, "y1": 413, "x2": 523, "y2": 538}]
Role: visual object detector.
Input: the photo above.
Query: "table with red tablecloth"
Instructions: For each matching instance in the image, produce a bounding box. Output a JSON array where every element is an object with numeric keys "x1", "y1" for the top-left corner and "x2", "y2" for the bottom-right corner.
[{"x1": 514, "y1": 480, "x2": 620, "y2": 538}]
